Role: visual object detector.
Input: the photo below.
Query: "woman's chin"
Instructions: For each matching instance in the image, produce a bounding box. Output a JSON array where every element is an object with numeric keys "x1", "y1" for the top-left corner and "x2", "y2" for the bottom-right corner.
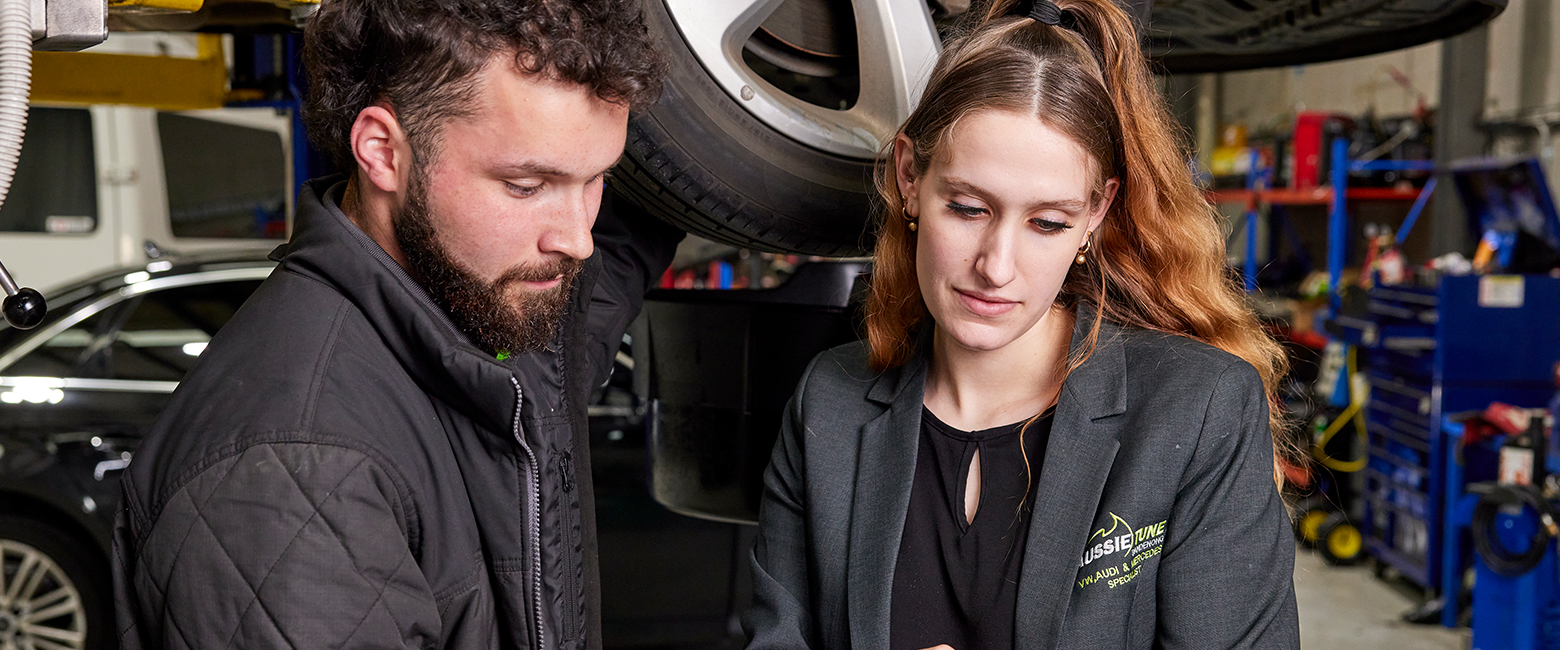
[{"x1": 938, "y1": 321, "x2": 1021, "y2": 354}]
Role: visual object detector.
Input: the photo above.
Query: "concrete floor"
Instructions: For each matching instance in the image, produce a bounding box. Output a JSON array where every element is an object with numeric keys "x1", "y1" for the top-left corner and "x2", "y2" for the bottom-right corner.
[{"x1": 1294, "y1": 548, "x2": 1468, "y2": 649}]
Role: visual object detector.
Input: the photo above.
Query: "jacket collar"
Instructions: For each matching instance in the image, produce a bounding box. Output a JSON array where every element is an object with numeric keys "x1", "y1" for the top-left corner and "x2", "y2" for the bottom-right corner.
[
  {"x1": 848, "y1": 305, "x2": 1128, "y2": 650},
  {"x1": 273, "y1": 176, "x2": 520, "y2": 434}
]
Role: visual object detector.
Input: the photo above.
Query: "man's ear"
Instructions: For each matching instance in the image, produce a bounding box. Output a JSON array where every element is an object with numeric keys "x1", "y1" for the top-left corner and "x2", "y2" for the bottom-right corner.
[
  {"x1": 350, "y1": 105, "x2": 412, "y2": 194},
  {"x1": 893, "y1": 133, "x2": 920, "y2": 218}
]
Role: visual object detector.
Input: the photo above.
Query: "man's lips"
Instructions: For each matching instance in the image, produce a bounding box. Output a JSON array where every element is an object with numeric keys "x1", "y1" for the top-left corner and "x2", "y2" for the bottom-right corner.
[
  {"x1": 955, "y1": 288, "x2": 1017, "y2": 317},
  {"x1": 518, "y1": 275, "x2": 564, "y2": 291}
]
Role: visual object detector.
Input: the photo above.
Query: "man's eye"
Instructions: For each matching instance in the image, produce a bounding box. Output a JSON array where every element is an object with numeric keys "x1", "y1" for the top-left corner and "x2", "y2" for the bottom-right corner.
[
  {"x1": 505, "y1": 181, "x2": 542, "y2": 197},
  {"x1": 946, "y1": 202, "x2": 985, "y2": 217}
]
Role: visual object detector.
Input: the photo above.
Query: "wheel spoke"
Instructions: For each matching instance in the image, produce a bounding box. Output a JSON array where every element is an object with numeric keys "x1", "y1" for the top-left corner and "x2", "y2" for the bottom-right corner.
[
  {"x1": 19, "y1": 623, "x2": 84, "y2": 647},
  {"x1": 14, "y1": 554, "x2": 48, "y2": 605},
  {"x1": 21, "y1": 596, "x2": 80, "y2": 626},
  {"x1": 24, "y1": 633, "x2": 84, "y2": 650},
  {"x1": 665, "y1": 0, "x2": 782, "y2": 50},
  {"x1": 3, "y1": 553, "x2": 36, "y2": 605},
  {"x1": 24, "y1": 587, "x2": 69, "y2": 613},
  {"x1": 0, "y1": 544, "x2": 10, "y2": 606},
  {"x1": 847, "y1": 0, "x2": 941, "y2": 138}
]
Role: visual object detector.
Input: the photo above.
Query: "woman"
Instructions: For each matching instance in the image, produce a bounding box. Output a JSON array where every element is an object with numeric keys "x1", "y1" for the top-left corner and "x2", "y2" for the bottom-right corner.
[{"x1": 743, "y1": 0, "x2": 1300, "y2": 648}]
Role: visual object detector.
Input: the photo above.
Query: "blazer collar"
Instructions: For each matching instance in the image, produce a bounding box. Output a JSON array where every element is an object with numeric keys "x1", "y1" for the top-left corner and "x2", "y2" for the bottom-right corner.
[
  {"x1": 1017, "y1": 304, "x2": 1128, "y2": 650},
  {"x1": 848, "y1": 305, "x2": 1129, "y2": 650}
]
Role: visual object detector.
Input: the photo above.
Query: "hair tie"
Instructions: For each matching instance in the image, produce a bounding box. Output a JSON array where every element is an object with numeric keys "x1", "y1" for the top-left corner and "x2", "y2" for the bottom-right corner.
[{"x1": 1010, "y1": 0, "x2": 1069, "y2": 27}]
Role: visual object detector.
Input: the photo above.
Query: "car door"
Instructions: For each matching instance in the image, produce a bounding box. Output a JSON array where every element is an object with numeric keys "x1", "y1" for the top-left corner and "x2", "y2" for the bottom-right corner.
[{"x1": 0, "y1": 271, "x2": 267, "y2": 539}]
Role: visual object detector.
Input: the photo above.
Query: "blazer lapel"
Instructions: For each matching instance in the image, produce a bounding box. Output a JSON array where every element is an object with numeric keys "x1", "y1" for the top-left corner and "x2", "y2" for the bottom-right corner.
[
  {"x1": 846, "y1": 351, "x2": 928, "y2": 650},
  {"x1": 1015, "y1": 308, "x2": 1129, "y2": 650}
]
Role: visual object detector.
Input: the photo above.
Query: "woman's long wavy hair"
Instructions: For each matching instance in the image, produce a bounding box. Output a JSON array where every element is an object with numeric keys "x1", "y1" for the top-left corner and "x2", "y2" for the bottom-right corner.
[{"x1": 863, "y1": 0, "x2": 1297, "y2": 483}]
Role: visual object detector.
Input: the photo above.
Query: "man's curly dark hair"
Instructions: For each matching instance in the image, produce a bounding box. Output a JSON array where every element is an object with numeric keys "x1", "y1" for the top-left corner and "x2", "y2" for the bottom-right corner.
[{"x1": 302, "y1": 0, "x2": 663, "y2": 171}]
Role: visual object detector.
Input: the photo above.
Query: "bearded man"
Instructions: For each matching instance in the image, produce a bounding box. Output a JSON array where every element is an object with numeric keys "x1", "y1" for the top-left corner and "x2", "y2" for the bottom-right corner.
[{"x1": 111, "y1": 0, "x2": 682, "y2": 648}]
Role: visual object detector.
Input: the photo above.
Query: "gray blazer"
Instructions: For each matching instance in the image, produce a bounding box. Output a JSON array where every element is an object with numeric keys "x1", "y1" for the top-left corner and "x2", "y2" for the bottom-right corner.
[{"x1": 743, "y1": 308, "x2": 1300, "y2": 650}]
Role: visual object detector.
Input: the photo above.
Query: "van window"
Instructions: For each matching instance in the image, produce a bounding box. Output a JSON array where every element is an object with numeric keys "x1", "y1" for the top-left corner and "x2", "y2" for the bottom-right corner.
[
  {"x1": 0, "y1": 107, "x2": 98, "y2": 234},
  {"x1": 159, "y1": 112, "x2": 287, "y2": 239}
]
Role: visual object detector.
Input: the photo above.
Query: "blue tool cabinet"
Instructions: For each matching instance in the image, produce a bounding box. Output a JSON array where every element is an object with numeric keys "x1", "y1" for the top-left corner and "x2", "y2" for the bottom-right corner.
[{"x1": 1333, "y1": 275, "x2": 1560, "y2": 594}]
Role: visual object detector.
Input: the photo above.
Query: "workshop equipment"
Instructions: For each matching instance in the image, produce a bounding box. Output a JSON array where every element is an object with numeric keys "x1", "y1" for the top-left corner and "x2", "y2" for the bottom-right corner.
[{"x1": 1466, "y1": 476, "x2": 1560, "y2": 650}]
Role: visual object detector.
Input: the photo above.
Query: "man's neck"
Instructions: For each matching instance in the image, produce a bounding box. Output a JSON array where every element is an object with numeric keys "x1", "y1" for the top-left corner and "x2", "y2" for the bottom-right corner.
[{"x1": 339, "y1": 175, "x2": 410, "y2": 270}]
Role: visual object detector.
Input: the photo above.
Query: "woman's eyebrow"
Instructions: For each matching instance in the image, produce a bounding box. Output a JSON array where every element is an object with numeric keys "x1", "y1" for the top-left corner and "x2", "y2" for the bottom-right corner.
[{"x1": 940, "y1": 176, "x2": 1088, "y2": 214}]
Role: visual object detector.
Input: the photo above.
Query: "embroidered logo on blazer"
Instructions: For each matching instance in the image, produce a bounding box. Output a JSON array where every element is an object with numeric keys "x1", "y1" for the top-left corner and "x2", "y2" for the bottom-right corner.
[{"x1": 1076, "y1": 512, "x2": 1167, "y2": 590}]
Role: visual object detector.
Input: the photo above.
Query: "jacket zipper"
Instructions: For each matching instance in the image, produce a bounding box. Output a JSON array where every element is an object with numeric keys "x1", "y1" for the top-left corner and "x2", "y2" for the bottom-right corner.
[
  {"x1": 510, "y1": 377, "x2": 546, "y2": 650},
  {"x1": 558, "y1": 449, "x2": 579, "y2": 643}
]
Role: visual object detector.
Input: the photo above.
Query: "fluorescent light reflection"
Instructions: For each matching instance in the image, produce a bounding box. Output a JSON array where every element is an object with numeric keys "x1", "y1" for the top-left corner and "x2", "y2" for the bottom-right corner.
[{"x1": 0, "y1": 377, "x2": 66, "y2": 405}]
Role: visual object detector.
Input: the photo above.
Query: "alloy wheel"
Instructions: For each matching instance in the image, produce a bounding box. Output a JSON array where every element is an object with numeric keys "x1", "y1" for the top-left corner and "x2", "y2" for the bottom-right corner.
[
  {"x1": 664, "y1": 0, "x2": 941, "y2": 159},
  {"x1": 0, "y1": 540, "x2": 86, "y2": 650}
]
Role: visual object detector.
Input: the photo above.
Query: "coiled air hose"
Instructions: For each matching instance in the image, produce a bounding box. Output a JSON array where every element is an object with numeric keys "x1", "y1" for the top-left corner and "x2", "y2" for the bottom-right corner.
[
  {"x1": 0, "y1": 0, "x2": 29, "y2": 211},
  {"x1": 1471, "y1": 483, "x2": 1558, "y2": 578}
]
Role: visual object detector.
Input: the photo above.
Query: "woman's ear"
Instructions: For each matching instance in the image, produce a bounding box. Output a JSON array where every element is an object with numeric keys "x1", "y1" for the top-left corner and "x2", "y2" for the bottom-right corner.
[
  {"x1": 893, "y1": 134, "x2": 921, "y2": 218},
  {"x1": 1087, "y1": 177, "x2": 1120, "y2": 233}
]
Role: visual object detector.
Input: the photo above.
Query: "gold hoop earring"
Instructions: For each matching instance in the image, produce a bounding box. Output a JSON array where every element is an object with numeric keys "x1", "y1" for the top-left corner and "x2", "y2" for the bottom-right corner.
[
  {"x1": 905, "y1": 208, "x2": 918, "y2": 232},
  {"x1": 1075, "y1": 233, "x2": 1092, "y2": 265}
]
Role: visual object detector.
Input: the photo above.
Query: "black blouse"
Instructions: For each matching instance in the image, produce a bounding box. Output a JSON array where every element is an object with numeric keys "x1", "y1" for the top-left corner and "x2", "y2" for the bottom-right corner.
[{"x1": 889, "y1": 406, "x2": 1054, "y2": 650}]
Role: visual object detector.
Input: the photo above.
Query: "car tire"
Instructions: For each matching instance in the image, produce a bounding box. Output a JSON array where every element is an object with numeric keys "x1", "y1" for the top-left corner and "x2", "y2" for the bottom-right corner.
[
  {"x1": 0, "y1": 515, "x2": 111, "y2": 650},
  {"x1": 614, "y1": 0, "x2": 883, "y2": 257}
]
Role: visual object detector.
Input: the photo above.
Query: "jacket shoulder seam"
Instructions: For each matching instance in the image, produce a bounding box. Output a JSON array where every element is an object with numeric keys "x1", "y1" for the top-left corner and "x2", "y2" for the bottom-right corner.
[{"x1": 298, "y1": 300, "x2": 355, "y2": 433}]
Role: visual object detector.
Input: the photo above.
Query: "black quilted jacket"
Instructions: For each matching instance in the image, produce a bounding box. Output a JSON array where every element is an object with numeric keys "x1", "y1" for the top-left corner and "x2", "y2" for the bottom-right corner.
[{"x1": 112, "y1": 177, "x2": 681, "y2": 650}]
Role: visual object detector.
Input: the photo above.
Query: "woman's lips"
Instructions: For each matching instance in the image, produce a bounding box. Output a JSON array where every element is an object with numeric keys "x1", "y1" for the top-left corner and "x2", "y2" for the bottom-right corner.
[{"x1": 955, "y1": 288, "x2": 1017, "y2": 317}]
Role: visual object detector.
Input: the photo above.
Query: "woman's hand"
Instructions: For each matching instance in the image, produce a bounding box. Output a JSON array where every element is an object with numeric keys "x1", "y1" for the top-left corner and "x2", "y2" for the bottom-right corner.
[{"x1": 919, "y1": 645, "x2": 957, "y2": 650}]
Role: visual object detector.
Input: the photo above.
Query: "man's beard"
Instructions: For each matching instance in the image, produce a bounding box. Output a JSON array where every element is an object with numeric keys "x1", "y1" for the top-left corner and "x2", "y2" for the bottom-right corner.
[{"x1": 392, "y1": 173, "x2": 582, "y2": 356}]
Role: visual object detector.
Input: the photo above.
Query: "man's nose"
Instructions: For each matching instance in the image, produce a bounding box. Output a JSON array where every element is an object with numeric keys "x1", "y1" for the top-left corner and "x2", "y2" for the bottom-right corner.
[{"x1": 538, "y1": 192, "x2": 595, "y2": 261}]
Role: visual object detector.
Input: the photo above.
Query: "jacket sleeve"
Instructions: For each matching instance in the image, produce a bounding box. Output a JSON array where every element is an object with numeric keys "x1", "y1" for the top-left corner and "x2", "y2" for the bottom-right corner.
[
  {"x1": 1155, "y1": 361, "x2": 1300, "y2": 649},
  {"x1": 742, "y1": 356, "x2": 822, "y2": 650},
  {"x1": 586, "y1": 188, "x2": 686, "y2": 389},
  {"x1": 115, "y1": 442, "x2": 441, "y2": 650}
]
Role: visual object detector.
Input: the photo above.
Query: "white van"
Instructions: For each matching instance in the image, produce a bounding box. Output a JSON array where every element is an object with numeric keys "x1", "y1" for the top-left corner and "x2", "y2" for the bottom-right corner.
[{"x1": 0, "y1": 103, "x2": 291, "y2": 294}]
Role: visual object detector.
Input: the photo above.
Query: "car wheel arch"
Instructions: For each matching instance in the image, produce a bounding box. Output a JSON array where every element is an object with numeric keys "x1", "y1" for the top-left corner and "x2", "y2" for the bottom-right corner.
[{"x1": 0, "y1": 487, "x2": 111, "y2": 562}]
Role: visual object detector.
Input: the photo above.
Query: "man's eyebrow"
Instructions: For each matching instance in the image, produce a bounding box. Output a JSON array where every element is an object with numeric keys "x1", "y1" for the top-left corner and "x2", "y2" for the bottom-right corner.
[
  {"x1": 493, "y1": 161, "x2": 568, "y2": 177},
  {"x1": 941, "y1": 176, "x2": 1088, "y2": 213},
  {"x1": 492, "y1": 161, "x2": 618, "y2": 181}
]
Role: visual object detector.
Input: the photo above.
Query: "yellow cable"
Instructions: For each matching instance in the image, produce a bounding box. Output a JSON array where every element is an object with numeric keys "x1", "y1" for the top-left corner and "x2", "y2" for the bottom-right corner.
[{"x1": 1314, "y1": 347, "x2": 1368, "y2": 472}]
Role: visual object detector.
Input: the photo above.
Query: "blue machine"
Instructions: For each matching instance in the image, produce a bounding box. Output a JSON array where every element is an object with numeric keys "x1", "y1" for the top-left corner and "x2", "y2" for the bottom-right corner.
[{"x1": 1460, "y1": 484, "x2": 1560, "y2": 650}]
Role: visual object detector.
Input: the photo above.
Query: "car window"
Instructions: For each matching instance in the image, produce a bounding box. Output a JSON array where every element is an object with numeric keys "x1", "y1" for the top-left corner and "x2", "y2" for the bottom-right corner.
[
  {"x1": 101, "y1": 280, "x2": 263, "y2": 381},
  {"x1": 2, "y1": 280, "x2": 261, "y2": 381},
  {"x1": 2, "y1": 310, "x2": 109, "y2": 377},
  {"x1": 158, "y1": 112, "x2": 287, "y2": 239},
  {"x1": 0, "y1": 107, "x2": 97, "y2": 234}
]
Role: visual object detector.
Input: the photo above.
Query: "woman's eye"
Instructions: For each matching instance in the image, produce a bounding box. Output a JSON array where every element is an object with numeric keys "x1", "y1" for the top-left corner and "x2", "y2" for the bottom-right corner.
[
  {"x1": 505, "y1": 181, "x2": 542, "y2": 197},
  {"x1": 1031, "y1": 218, "x2": 1072, "y2": 233},
  {"x1": 946, "y1": 202, "x2": 985, "y2": 217}
]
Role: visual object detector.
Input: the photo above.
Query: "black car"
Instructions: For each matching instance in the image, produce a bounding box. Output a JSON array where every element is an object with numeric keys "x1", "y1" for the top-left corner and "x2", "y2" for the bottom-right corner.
[{"x1": 0, "y1": 255, "x2": 752, "y2": 650}]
